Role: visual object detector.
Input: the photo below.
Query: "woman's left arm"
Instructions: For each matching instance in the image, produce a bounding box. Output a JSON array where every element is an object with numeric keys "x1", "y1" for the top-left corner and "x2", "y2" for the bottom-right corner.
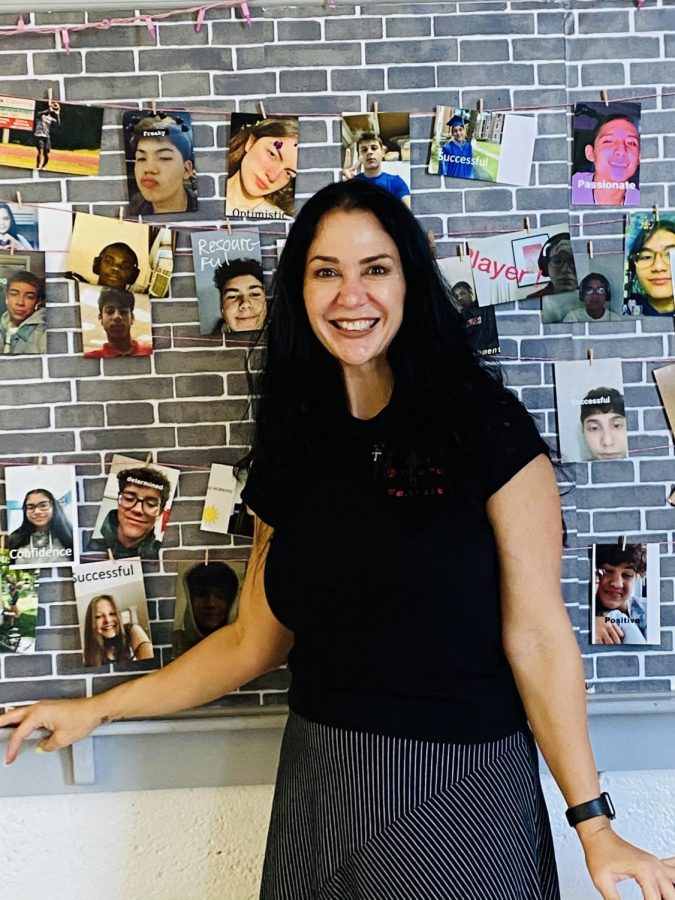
[{"x1": 487, "y1": 454, "x2": 675, "y2": 900}]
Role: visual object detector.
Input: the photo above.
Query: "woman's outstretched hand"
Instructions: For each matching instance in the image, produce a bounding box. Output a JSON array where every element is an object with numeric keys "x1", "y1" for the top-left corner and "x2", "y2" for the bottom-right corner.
[
  {"x1": 0, "y1": 698, "x2": 103, "y2": 765},
  {"x1": 582, "y1": 823, "x2": 675, "y2": 899}
]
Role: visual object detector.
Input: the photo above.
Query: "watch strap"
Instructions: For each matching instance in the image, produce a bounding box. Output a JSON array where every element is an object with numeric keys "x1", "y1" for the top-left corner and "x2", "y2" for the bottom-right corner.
[{"x1": 565, "y1": 791, "x2": 616, "y2": 827}]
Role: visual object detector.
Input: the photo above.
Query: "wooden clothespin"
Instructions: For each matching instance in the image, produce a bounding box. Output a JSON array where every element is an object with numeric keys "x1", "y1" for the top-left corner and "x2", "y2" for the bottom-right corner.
[
  {"x1": 587, "y1": 241, "x2": 594, "y2": 259},
  {"x1": 37, "y1": 454, "x2": 43, "y2": 467},
  {"x1": 144, "y1": 452, "x2": 152, "y2": 466},
  {"x1": 16, "y1": 191, "x2": 22, "y2": 208},
  {"x1": 372, "y1": 100, "x2": 379, "y2": 115},
  {"x1": 107, "y1": 548, "x2": 115, "y2": 561},
  {"x1": 457, "y1": 242, "x2": 465, "y2": 261},
  {"x1": 138, "y1": 215, "x2": 143, "y2": 225},
  {"x1": 0, "y1": 533, "x2": 5, "y2": 551},
  {"x1": 600, "y1": 90, "x2": 609, "y2": 107},
  {"x1": 118, "y1": 206, "x2": 124, "y2": 222},
  {"x1": 47, "y1": 87, "x2": 53, "y2": 103},
  {"x1": 653, "y1": 203, "x2": 660, "y2": 224},
  {"x1": 524, "y1": 217, "x2": 531, "y2": 234},
  {"x1": 204, "y1": 547, "x2": 209, "y2": 567},
  {"x1": 620, "y1": 535, "x2": 627, "y2": 551},
  {"x1": 258, "y1": 101, "x2": 267, "y2": 119},
  {"x1": 150, "y1": 99, "x2": 157, "y2": 116},
  {"x1": 587, "y1": 347, "x2": 594, "y2": 366},
  {"x1": 476, "y1": 98, "x2": 484, "y2": 114},
  {"x1": 426, "y1": 230, "x2": 436, "y2": 257},
  {"x1": 226, "y1": 219, "x2": 233, "y2": 235}
]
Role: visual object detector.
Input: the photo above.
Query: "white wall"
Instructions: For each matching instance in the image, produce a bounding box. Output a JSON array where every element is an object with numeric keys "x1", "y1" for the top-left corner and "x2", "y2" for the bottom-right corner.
[{"x1": 4, "y1": 771, "x2": 674, "y2": 900}]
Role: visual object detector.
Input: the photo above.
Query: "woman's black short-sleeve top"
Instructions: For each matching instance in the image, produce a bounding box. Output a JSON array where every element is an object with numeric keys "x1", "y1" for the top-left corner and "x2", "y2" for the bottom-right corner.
[{"x1": 243, "y1": 397, "x2": 550, "y2": 743}]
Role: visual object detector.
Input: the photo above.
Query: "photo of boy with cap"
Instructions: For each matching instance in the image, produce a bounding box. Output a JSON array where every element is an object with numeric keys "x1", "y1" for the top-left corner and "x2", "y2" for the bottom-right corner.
[{"x1": 439, "y1": 114, "x2": 474, "y2": 180}]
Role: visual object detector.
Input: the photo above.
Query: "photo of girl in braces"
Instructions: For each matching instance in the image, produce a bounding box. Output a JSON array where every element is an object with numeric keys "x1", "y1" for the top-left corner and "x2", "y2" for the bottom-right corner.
[
  {"x1": 225, "y1": 113, "x2": 299, "y2": 220},
  {"x1": 123, "y1": 110, "x2": 198, "y2": 216}
]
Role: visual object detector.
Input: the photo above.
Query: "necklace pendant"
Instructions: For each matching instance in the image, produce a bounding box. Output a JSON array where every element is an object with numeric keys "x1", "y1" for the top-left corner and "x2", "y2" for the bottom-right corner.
[{"x1": 372, "y1": 444, "x2": 383, "y2": 462}]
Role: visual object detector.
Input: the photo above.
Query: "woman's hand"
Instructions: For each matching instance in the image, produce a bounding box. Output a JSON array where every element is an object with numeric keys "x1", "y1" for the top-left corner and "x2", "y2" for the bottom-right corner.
[
  {"x1": 581, "y1": 822, "x2": 675, "y2": 899},
  {"x1": 0, "y1": 697, "x2": 104, "y2": 765}
]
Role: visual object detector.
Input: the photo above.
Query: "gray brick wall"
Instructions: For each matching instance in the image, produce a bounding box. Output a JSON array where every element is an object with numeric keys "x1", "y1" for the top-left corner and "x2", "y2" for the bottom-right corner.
[{"x1": 0, "y1": 0, "x2": 673, "y2": 708}]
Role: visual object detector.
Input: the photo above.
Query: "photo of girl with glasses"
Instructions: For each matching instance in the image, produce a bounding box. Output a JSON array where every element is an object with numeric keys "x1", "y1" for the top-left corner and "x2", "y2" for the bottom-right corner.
[
  {"x1": 8, "y1": 489, "x2": 74, "y2": 567},
  {"x1": 624, "y1": 213, "x2": 675, "y2": 317},
  {"x1": 87, "y1": 457, "x2": 179, "y2": 560},
  {"x1": 225, "y1": 113, "x2": 299, "y2": 220}
]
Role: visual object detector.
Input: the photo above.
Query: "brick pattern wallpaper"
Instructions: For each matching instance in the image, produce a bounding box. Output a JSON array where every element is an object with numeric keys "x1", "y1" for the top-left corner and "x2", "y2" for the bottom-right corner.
[{"x1": 0, "y1": 0, "x2": 673, "y2": 710}]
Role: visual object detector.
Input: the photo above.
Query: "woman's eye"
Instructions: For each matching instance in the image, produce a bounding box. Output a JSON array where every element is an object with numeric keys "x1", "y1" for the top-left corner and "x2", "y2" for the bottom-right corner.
[
  {"x1": 315, "y1": 267, "x2": 337, "y2": 278},
  {"x1": 366, "y1": 265, "x2": 388, "y2": 276}
]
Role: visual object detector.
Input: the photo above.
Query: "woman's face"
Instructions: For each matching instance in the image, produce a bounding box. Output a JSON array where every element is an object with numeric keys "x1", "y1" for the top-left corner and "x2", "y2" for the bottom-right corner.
[
  {"x1": 0, "y1": 208, "x2": 12, "y2": 234},
  {"x1": 134, "y1": 136, "x2": 193, "y2": 212},
  {"x1": 596, "y1": 563, "x2": 636, "y2": 612},
  {"x1": 25, "y1": 491, "x2": 53, "y2": 531},
  {"x1": 239, "y1": 134, "x2": 297, "y2": 200},
  {"x1": 303, "y1": 208, "x2": 406, "y2": 373},
  {"x1": 634, "y1": 228, "x2": 675, "y2": 302},
  {"x1": 94, "y1": 599, "x2": 119, "y2": 641}
]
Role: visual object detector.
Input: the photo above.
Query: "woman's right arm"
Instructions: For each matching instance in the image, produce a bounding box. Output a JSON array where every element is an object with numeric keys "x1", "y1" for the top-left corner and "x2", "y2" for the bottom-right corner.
[{"x1": 0, "y1": 515, "x2": 293, "y2": 763}]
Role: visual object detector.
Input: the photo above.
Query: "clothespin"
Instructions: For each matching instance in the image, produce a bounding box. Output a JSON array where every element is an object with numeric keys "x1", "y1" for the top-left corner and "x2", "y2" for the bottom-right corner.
[
  {"x1": 240, "y1": 1, "x2": 252, "y2": 25},
  {"x1": 0, "y1": 534, "x2": 5, "y2": 550},
  {"x1": 9, "y1": 243, "x2": 13, "y2": 256},
  {"x1": 144, "y1": 452, "x2": 152, "y2": 466},
  {"x1": 587, "y1": 348, "x2": 594, "y2": 365},
  {"x1": 16, "y1": 191, "x2": 22, "y2": 208},
  {"x1": 524, "y1": 217, "x2": 530, "y2": 234},
  {"x1": 653, "y1": 203, "x2": 660, "y2": 224},
  {"x1": 118, "y1": 206, "x2": 125, "y2": 223},
  {"x1": 37, "y1": 454, "x2": 43, "y2": 467},
  {"x1": 150, "y1": 99, "x2": 157, "y2": 116},
  {"x1": 426, "y1": 230, "x2": 436, "y2": 257},
  {"x1": 108, "y1": 548, "x2": 115, "y2": 561},
  {"x1": 258, "y1": 101, "x2": 267, "y2": 119},
  {"x1": 226, "y1": 219, "x2": 233, "y2": 235},
  {"x1": 620, "y1": 535, "x2": 627, "y2": 551},
  {"x1": 60, "y1": 28, "x2": 71, "y2": 55},
  {"x1": 476, "y1": 98, "x2": 484, "y2": 114},
  {"x1": 47, "y1": 87, "x2": 53, "y2": 103},
  {"x1": 587, "y1": 241, "x2": 594, "y2": 259},
  {"x1": 600, "y1": 90, "x2": 609, "y2": 107},
  {"x1": 457, "y1": 242, "x2": 465, "y2": 261},
  {"x1": 138, "y1": 215, "x2": 143, "y2": 225},
  {"x1": 372, "y1": 100, "x2": 379, "y2": 115},
  {"x1": 195, "y1": 6, "x2": 207, "y2": 32},
  {"x1": 204, "y1": 547, "x2": 209, "y2": 567}
]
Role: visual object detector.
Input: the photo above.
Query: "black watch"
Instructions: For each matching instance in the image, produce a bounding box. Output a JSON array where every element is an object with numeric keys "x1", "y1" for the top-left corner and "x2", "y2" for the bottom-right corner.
[{"x1": 565, "y1": 792, "x2": 616, "y2": 828}]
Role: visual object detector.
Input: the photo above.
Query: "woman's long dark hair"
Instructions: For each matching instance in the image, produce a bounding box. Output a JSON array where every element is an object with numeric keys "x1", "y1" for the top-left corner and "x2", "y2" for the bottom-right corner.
[
  {"x1": 0, "y1": 202, "x2": 21, "y2": 239},
  {"x1": 8, "y1": 488, "x2": 74, "y2": 553},
  {"x1": 248, "y1": 179, "x2": 530, "y2": 499}
]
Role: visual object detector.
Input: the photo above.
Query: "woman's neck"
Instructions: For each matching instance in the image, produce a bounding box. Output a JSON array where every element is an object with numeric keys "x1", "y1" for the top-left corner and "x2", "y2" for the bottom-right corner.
[{"x1": 341, "y1": 362, "x2": 394, "y2": 420}]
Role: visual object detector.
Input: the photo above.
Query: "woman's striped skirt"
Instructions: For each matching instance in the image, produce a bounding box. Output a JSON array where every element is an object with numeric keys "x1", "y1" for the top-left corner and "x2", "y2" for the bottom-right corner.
[{"x1": 260, "y1": 712, "x2": 560, "y2": 900}]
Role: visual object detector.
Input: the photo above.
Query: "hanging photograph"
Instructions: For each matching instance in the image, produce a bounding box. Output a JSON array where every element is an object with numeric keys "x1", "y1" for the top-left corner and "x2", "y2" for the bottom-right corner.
[
  {"x1": 172, "y1": 559, "x2": 246, "y2": 658},
  {"x1": 0, "y1": 95, "x2": 104, "y2": 176},
  {"x1": 79, "y1": 284, "x2": 152, "y2": 359},
  {"x1": 591, "y1": 542, "x2": 660, "y2": 645},
  {"x1": 437, "y1": 256, "x2": 499, "y2": 356},
  {"x1": 38, "y1": 202, "x2": 72, "y2": 272},
  {"x1": 623, "y1": 212, "x2": 675, "y2": 318},
  {"x1": 225, "y1": 112, "x2": 298, "y2": 220},
  {"x1": 341, "y1": 111, "x2": 410, "y2": 206},
  {"x1": 122, "y1": 109, "x2": 198, "y2": 217},
  {"x1": 5, "y1": 463, "x2": 79, "y2": 568},
  {"x1": 571, "y1": 102, "x2": 641, "y2": 207},
  {"x1": 0, "y1": 201, "x2": 38, "y2": 250},
  {"x1": 190, "y1": 229, "x2": 265, "y2": 335},
  {"x1": 201, "y1": 463, "x2": 253, "y2": 538},
  {"x1": 428, "y1": 105, "x2": 536, "y2": 187},
  {"x1": 542, "y1": 253, "x2": 624, "y2": 324},
  {"x1": 0, "y1": 549, "x2": 38, "y2": 654},
  {"x1": 469, "y1": 224, "x2": 578, "y2": 306},
  {"x1": 653, "y1": 362, "x2": 675, "y2": 437},
  {"x1": 87, "y1": 455, "x2": 179, "y2": 560},
  {"x1": 67, "y1": 212, "x2": 174, "y2": 298},
  {"x1": 0, "y1": 250, "x2": 47, "y2": 355},
  {"x1": 554, "y1": 358, "x2": 627, "y2": 463},
  {"x1": 73, "y1": 557, "x2": 154, "y2": 667}
]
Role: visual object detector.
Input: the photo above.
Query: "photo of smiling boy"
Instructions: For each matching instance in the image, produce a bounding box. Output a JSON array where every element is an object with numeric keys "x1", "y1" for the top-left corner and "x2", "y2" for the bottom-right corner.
[
  {"x1": 123, "y1": 110, "x2": 198, "y2": 217},
  {"x1": 571, "y1": 102, "x2": 641, "y2": 207},
  {"x1": 0, "y1": 267, "x2": 46, "y2": 354},
  {"x1": 591, "y1": 542, "x2": 660, "y2": 645},
  {"x1": 87, "y1": 455, "x2": 179, "y2": 560},
  {"x1": 341, "y1": 112, "x2": 410, "y2": 206}
]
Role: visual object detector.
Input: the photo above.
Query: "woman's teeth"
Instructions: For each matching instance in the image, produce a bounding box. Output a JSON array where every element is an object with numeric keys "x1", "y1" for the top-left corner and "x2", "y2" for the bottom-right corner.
[{"x1": 333, "y1": 319, "x2": 377, "y2": 331}]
